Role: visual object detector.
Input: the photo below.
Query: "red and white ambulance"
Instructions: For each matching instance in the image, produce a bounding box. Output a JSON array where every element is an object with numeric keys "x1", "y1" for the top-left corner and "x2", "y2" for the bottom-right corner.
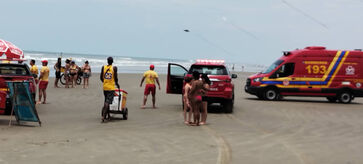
[
  {"x1": 245, "y1": 46, "x2": 363, "y2": 103},
  {"x1": 167, "y1": 59, "x2": 237, "y2": 113}
]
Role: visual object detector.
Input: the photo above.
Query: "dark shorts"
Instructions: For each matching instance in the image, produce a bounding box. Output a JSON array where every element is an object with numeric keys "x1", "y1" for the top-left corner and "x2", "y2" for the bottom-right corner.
[
  {"x1": 83, "y1": 72, "x2": 90, "y2": 78},
  {"x1": 104, "y1": 90, "x2": 115, "y2": 104},
  {"x1": 70, "y1": 72, "x2": 77, "y2": 76},
  {"x1": 39, "y1": 81, "x2": 48, "y2": 90},
  {"x1": 202, "y1": 96, "x2": 208, "y2": 102},
  {"x1": 144, "y1": 84, "x2": 156, "y2": 96},
  {"x1": 55, "y1": 71, "x2": 61, "y2": 78}
]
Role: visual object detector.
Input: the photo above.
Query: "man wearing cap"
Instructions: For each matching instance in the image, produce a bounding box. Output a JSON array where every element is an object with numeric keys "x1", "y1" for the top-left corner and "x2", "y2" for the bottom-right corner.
[
  {"x1": 140, "y1": 64, "x2": 161, "y2": 109},
  {"x1": 100, "y1": 57, "x2": 120, "y2": 122},
  {"x1": 38, "y1": 60, "x2": 50, "y2": 104}
]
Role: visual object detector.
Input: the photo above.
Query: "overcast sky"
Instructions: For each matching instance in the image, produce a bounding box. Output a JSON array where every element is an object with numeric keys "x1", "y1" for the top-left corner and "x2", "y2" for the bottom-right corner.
[{"x1": 1, "y1": 0, "x2": 363, "y2": 65}]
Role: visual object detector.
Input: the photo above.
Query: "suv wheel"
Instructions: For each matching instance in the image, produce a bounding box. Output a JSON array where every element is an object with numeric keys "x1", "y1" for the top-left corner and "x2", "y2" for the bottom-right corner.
[
  {"x1": 326, "y1": 97, "x2": 337, "y2": 103},
  {"x1": 223, "y1": 95, "x2": 234, "y2": 113},
  {"x1": 264, "y1": 88, "x2": 279, "y2": 101},
  {"x1": 338, "y1": 91, "x2": 352, "y2": 104}
]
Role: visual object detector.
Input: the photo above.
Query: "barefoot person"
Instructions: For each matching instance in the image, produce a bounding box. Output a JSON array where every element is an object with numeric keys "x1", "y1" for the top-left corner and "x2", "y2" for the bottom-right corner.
[
  {"x1": 139, "y1": 64, "x2": 161, "y2": 109},
  {"x1": 82, "y1": 61, "x2": 91, "y2": 89},
  {"x1": 189, "y1": 71, "x2": 204, "y2": 126},
  {"x1": 54, "y1": 57, "x2": 62, "y2": 88},
  {"x1": 200, "y1": 74, "x2": 211, "y2": 125},
  {"x1": 183, "y1": 77, "x2": 192, "y2": 125},
  {"x1": 100, "y1": 57, "x2": 120, "y2": 122},
  {"x1": 69, "y1": 61, "x2": 79, "y2": 88},
  {"x1": 38, "y1": 60, "x2": 50, "y2": 104},
  {"x1": 64, "y1": 59, "x2": 71, "y2": 88}
]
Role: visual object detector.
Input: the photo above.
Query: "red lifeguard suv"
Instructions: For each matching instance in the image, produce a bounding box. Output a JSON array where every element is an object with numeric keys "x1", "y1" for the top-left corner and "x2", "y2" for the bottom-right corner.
[
  {"x1": 245, "y1": 46, "x2": 363, "y2": 103},
  {"x1": 167, "y1": 60, "x2": 237, "y2": 113}
]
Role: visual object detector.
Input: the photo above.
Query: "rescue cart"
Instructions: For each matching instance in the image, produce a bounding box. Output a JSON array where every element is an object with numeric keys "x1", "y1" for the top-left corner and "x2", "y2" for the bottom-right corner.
[{"x1": 109, "y1": 89, "x2": 128, "y2": 120}]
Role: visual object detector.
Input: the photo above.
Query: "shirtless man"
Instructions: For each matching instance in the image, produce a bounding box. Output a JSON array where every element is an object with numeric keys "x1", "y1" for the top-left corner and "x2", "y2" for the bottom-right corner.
[
  {"x1": 183, "y1": 77, "x2": 192, "y2": 125},
  {"x1": 189, "y1": 71, "x2": 204, "y2": 126}
]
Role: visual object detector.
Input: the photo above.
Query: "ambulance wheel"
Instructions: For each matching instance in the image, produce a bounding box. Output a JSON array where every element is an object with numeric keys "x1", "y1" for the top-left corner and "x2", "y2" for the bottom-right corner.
[
  {"x1": 223, "y1": 99, "x2": 233, "y2": 113},
  {"x1": 326, "y1": 97, "x2": 337, "y2": 103},
  {"x1": 338, "y1": 92, "x2": 352, "y2": 104},
  {"x1": 123, "y1": 108, "x2": 128, "y2": 120},
  {"x1": 264, "y1": 88, "x2": 279, "y2": 101}
]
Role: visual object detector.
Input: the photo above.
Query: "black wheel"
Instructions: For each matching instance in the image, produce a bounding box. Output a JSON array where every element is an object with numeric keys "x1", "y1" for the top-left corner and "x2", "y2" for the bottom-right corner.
[
  {"x1": 76, "y1": 77, "x2": 82, "y2": 85},
  {"x1": 338, "y1": 91, "x2": 352, "y2": 104},
  {"x1": 264, "y1": 88, "x2": 279, "y2": 101},
  {"x1": 123, "y1": 108, "x2": 128, "y2": 120},
  {"x1": 223, "y1": 95, "x2": 234, "y2": 113},
  {"x1": 257, "y1": 93, "x2": 265, "y2": 100},
  {"x1": 326, "y1": 97, "x2": 337, "y2": 103},
  {"x1": 60, "y1": 74, "x2": 66, "y2": 85}
]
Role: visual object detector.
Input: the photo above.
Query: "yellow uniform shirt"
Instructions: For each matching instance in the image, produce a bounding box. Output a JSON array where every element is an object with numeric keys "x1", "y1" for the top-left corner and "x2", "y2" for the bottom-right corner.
[
  {"x1": 30, "y1": 65, "x2": 38, "y2": 75},
  {"x1": 39, "y1": 66, "x2": 50, "y2": 81},
  {"x1": 103, "y1": 65, "x2": 116, "y2": 91},
  {"x1": 143, "y1": 70, "x2": 158, "y2": 85}
]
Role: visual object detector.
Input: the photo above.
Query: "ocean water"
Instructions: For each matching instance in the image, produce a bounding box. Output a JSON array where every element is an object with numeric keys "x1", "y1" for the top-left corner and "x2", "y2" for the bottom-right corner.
[{"x1": 23, "y1": 51, "x2": 267, "y2": 77}]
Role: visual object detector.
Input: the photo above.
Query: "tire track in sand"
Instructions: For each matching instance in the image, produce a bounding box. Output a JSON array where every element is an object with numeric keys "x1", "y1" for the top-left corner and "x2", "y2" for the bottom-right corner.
[
  {"x1": 226, "y1": 114, "x2": 309, "y2": 164},
  {"x1": 202, "y1": 126, "x2": 232, "y2": 164}
]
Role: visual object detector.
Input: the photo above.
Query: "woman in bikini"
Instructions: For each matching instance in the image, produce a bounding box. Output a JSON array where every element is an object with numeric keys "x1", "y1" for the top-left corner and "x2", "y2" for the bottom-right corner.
[
  {"x1": 200, "y1": 74, "x2": 211, "y2": 125},
  {"x1": 189, "y1": 71, "x2": 204, "y2": 126},
  {"x1": 183, "y1": 77, "x2": 192, "y2": 125},
  {"x1": 64, "y1": 59, "x2": 71, "y2": 88},
  {"x1": 82, "y1": 61, "x2": 91, "y2": 89},
  {"x1": 54, "y1": 57, "x2": 62, "y2": 88},
  {"x1": 69, "y1": 61, "x2": 79, "y2": 88}
]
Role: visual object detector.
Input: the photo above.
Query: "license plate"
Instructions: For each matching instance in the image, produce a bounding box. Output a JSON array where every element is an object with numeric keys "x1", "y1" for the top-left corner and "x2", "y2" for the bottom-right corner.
[{"x1": 209, "y1": 88, "x2": 218, "y2": 91}]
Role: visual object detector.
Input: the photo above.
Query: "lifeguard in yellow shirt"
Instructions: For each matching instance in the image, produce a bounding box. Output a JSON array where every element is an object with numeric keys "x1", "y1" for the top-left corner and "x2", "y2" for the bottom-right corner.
[
  {"x1": 38, "y1": 60, "x2": 50, "y2": 104},
  {"x1": 29, "y1": 59, "x2": 38, "y2": 83},
  {"x1": 140, "y1": 64, "x2": 161, "y2": 109}
]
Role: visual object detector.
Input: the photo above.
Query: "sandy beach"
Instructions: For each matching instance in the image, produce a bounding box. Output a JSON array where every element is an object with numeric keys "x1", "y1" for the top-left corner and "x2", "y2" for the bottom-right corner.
[{"x1": 1, "y1": 72, "x2": 363, "y2": 164}]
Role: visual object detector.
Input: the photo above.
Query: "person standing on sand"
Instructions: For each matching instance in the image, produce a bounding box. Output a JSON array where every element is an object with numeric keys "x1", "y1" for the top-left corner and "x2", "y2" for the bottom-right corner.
[
  {"x1": 139, "y1": 64, "x2": 161, "y2": 109},
  {"x1": 64, "y1": 59, "x2": 71, "y2": 88},
  {"x1": 183, "y1": 77, "x2": 193, "y2": 125},
  {"x1": 29, "y1": 59, "x2": 38, "y2": 84},
  {"x1": 200, "y1": 73, "x2": 211, "y2": 125},
  {"x1": 100, "y1": 57, "x2": 120, "y2": 122},
  {"x1": 69, "y1": 61, "x2": 80, "y2": 88},
  {"x1": 54, "y1": 57, "x2": 62, "y2": 88},
  {"x1": 82, "y1": 61, "x2": 91, "y2": 89},
  {"x1": 189, "y1": 71, "x2": 204, "y2": 126},
  {"x1": 38, "y1": 60, "x2": 50, "y2": 104}
]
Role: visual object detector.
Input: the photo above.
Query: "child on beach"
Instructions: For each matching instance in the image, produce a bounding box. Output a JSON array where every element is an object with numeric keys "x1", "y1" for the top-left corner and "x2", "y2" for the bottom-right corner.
[
  {"x1": 38, "y1": 60, "x2": 50, "y2": 104},
  {"x1": 200, "y1": 74, "x2": 211, "y2": 125},
  {"x1": 183, "y1": 77, "x2": 192, "y2": 125}
]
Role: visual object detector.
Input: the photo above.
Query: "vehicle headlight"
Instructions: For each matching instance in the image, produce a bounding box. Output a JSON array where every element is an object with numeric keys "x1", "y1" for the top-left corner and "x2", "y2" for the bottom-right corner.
[{"x1": 253, "y1": 77, "x2": 263, "y2": 82}]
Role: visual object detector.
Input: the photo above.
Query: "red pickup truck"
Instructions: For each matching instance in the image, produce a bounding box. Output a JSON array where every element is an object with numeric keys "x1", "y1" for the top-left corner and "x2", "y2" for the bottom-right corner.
[{"x1": 0, "y1": 62, "x2": 36, "y2": 114}]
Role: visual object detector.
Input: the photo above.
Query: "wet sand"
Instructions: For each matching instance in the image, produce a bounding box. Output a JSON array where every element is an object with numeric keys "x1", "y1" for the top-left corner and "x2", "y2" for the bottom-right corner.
[{"x1": 1, "y1": 72, "x2": 363, "y2": 164}]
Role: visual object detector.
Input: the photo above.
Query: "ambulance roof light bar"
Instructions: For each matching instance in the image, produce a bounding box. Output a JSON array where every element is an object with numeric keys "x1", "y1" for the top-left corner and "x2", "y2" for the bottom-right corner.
[{"x1": 196, "y1": 59, "x2": 225, "y2": 64}]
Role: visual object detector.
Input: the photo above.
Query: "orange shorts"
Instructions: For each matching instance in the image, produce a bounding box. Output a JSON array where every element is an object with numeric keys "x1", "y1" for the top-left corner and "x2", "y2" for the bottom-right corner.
[{"x1": 39, "y1": 81, "x2": 48, "y2": 90}]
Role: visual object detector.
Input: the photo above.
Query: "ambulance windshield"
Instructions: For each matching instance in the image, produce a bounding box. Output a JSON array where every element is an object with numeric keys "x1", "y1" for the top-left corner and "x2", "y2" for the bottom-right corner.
[{"x1": 262, "y1": 60, "x2": 284, "y2": 74}]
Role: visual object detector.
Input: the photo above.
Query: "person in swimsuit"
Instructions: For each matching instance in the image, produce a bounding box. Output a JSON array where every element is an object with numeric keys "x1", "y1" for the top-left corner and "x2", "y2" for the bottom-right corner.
[
  {"x1": 189, "y1": 71, "x2": 204, "y2": 126},
  {"x1": 100, "y1": 57, "x2": 120, "y2": 122},
  {"x1": 54, "y1": 57, "x2": 62, "y2": 88},
  {"x1": 82, "y1": 61, "x2": 91, "y2": 89},
  {"x1": 183, "y1": 77, "x2": 192, "y2": 125},
  {"x1": 200, "y1": 73, "x2": 211, "y2": 125},
  {"x1": 64, "y1": 59, "x2": 71, "y2": 88},
  {"x1": 69, "y1": 61, "x2": 79, "y2": 88}
]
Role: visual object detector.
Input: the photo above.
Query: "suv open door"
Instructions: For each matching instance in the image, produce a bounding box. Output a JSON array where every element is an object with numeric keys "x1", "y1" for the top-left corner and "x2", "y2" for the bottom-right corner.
[{"x1": 167, "y1": 63, "x2": 188, "y2": 94}]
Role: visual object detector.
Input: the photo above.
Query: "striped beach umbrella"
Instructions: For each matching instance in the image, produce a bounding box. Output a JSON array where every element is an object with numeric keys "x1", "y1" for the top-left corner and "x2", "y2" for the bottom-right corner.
[{"x1": 0, "y1": 39, "x2": 24, "y2": 59}]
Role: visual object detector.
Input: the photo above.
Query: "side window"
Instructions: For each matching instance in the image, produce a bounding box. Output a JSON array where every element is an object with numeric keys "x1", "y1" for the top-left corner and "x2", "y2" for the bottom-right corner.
[
  {"x1": 170, "y1": 65, "x2": 187, "y2": 76},
  {"x1": 275, "y1": 63, "x2": 295, "y2": 78}
]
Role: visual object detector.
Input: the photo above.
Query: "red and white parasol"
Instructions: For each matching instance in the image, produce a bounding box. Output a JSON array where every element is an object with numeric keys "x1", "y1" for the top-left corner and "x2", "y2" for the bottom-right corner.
[{"x1": 0, "y1": 39, "x2": 24, "y2": 60}]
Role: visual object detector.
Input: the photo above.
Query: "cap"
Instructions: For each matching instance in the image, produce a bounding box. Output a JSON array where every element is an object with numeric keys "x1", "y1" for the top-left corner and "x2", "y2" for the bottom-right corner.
[
  {"x1": 150, "y1": 64, "x2": 155, "y2": 69},
  {"x1": 41, "y1": 60, "x2": 48, "y2": 63}
]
